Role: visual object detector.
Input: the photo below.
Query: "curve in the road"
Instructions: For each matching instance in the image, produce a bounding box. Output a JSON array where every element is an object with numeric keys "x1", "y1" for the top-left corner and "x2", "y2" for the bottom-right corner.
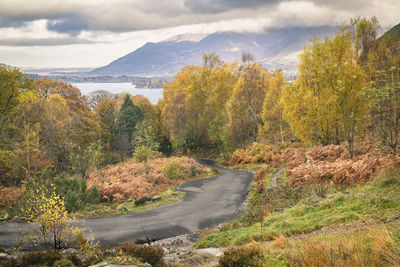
[{"x1": 0, "y1": 161, "x2": 254, "y2": 248}]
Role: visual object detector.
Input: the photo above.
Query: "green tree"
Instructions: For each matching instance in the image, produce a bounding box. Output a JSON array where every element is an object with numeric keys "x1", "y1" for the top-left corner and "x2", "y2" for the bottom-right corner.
[{"x1": 115, "y1": 95, "x2": 143, "y2": 158}]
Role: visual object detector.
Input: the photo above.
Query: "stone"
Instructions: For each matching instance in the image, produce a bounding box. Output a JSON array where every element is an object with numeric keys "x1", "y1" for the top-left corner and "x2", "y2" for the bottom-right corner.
[
  {"x1": 13, "y1": 216, "x2": 27, "y2": 223},
  {"x1": 61, "y1": 248, "x2": 79, "y2": 258},
  {"x1": 138, "y1": 263, "x2": 152, "y2": 267},
  {"x1": 151, "y1": 195, "x2": 161, "y2": 202},
  {"x1": 135, "y1": 195, "x2": 151, "y2": 205},
  {"x1": 116, "y1": 204, "x2": 127, "y2": 211}
]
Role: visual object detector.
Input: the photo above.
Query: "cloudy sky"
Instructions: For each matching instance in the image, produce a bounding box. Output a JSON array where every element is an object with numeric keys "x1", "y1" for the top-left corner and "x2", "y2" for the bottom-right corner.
[{"x1": 0, "y1": 0, "x2": 399, "y2": 68}]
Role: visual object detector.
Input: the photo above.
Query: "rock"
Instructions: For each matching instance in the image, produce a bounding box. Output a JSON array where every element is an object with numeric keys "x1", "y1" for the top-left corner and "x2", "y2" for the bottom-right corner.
[
  {"x1": 135, "y1": 195, "x2": 151, "y2": 205},
  {"x1": 90, "y1": 263, "x2": 141, "y2": 267},
  {"x1": 116, "y1": 204, "x2": 127, "y2": 212},
  {"x1": 61, "y1": 248, "x2": 79, "y2": 258},
  {"x1": 13, "y1": 216, "x2": 27, "y2": 223},
  {"x1": 89, "y1": 262, "x2": 110, "y2": 267},
  {"x1": 0, "y1": 252, "x2": 10, "y2": 260},
  {"x1": 138, "y1": 263, "x2": 152, "y2": 267},
  {"x1": 4, "y1": 213, "x2": 9, "y2": 219},
  {"x1": 0, "y1": 252, "x2": 17, "y2": 262},
  {"x1": 151, "y1": 195, "x2": 161, "y2": 202}
]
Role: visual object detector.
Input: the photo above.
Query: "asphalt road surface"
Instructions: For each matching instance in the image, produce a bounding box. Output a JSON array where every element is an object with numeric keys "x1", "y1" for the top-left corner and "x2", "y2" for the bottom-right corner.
[{"x1": 0, "y1": 160, "x2": 254, "y2": 248}]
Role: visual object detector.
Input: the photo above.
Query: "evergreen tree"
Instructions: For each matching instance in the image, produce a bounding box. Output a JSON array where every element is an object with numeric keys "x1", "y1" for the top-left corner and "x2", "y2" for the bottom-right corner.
[{"x1": 115, "y1": 95, "x2": 143, "y2": 158}]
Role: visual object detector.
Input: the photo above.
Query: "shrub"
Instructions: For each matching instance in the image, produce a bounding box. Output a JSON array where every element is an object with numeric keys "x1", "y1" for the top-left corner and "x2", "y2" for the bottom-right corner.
[
  {"x1": 55, "y1": 174, "x2": 100, "y2": 212},
  {"x1": 219, "y1": 243, "x2": 264, "y2": 267},
  {"x1": 102, "y1": 151, "x2": 121, "y2": 166},
  {"x1": 20, "y1": 250, "x2": 62, "y2": 266},
  {"x1": 53, "y1": 259, "x2": 76, "y2": 267},
  {"x1": 119, "y1": 242, "x2": 164, "y2": 266},
  {"x1": 372, "y1": 169, "x2": 400, "y2": 188},
  {"x1": 189, "y1": 165, "x2": 197, "y2": 177},
  {"x1": 162, "y1": 160, "x2": 185, "y2": 180},
  {"x1": 19, "y1": 180, "x2": 98, "y2": 255}
]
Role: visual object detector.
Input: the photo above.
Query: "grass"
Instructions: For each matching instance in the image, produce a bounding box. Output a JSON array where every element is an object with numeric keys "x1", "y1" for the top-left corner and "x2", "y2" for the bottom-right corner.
[{"x1": 196, "y1": 169, "x2": 400, "y2": 248}]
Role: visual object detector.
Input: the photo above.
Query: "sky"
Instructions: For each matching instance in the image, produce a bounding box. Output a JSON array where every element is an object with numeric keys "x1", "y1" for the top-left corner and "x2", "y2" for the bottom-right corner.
[{"x1": 0, "y1": 0, "x2": 399, "y2": 68}]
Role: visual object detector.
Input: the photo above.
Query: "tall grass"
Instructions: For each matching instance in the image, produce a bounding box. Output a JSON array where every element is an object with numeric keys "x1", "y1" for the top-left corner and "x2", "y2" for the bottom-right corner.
[{"x1": 288, "y1": 227, "x2": 400, "y2": 267}]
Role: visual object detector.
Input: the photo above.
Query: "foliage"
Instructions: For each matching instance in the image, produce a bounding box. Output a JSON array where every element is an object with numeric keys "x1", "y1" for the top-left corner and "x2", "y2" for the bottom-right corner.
[
  {"x1": 19, "y1": 179, "x2": 98, "y2": 254},
  {"x1": 259, "y1": 70, "x2": 290, "y2": 144},
  {"x1": 162, "y1": 160, "x2": 185, "y2": 180},
  {"x1": 218, "y1": 242, "x2": 264, "y2": 267},
  {"x1": 282, "y1": 32, "x2": 366, "y2": 155},
  {"x1": 70, "y1": 141, "x2": 102, "y2": 178},
  {"x1": 367, "y1": 67, "x2": 400, "y2": 154},
  {"x1": 88, "y1": 157, "x2": 209, "y2": 202},
  {"x1": 55, "y1": 173, "x2": 100, "y2": 212},
  {"x1": 115, "y1": 95, "x2": 143, "y2": 158},
  {"x1": 227, "y1": 62, "x2": 269, "y2": 146},
  {"x1": 119, "y1": 242, "x2": 164, "y2": 266}
]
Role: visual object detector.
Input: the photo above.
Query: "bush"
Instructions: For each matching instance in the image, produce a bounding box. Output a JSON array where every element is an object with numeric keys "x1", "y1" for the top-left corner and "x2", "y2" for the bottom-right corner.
[
  {"x1": 162, "y1": 160, "x2": 185, "y2": 180},
  {"x1": 19, "y1": 180, "x2": 98, "y2": 254},
  {"x1": 20, "y1": 250, "x2": 62, "y2": 266},
  {"x1": 372, "y1": 169, "x2": 400, "y2": 188},
  {"x1": 189, "y1": 165, "x2": 197, "y2": 177},
  {"x1": 219, "y1": 243, "x2": 264, "y2": 267},
  {"x1": 102, "y1": 151, "x2": 122, "y2": 166},
  {"x1": 119, "y1": 242, "x2": 164, "y2": 266},
  {"x1": 55, "y1": 174, "x2": 100, "y2": 212},
  {"x1": 53, "y1": 259, "x2": 76, "y2": 267}
]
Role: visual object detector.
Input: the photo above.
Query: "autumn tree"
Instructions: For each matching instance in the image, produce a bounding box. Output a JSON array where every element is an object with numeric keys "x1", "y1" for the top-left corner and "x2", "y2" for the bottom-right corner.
[
  {"x1": 227, "y1": 62, "x2": 269, "y2": 146},
  {"x1": 282, "y1": 32, "x2": 366, "y2": 157},
  {"x1": 259, "y1": 70, "x2": 290, "y2": 144}
]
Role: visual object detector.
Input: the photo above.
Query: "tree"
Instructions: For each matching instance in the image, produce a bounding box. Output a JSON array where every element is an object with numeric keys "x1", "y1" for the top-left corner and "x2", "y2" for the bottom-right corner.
[
  {"x1": 259, "y1": 70, "x2": 290, "y2": 144},
  {"x1": 87, "y1": 90, "x2": 115, "y2": 109},
  {"x1": 115, "y1": 95, "x2": 143, "y2": 158},
  {"x1": 282, "y1": 32, "x2": 366, "y2": 157},
  {"x1": 227, "y1": 63, "x2": 269, "y2": 146},
  {"x1": 70, "y1": 141, "x2": 102, "y2": 178},
  {"x1": 95, "y1": 97, "x2": 118, "y2": 151},
  {"x1": 368, "y1": 67, "x2": 400, "y2": 154},
  {"x1": 19, "y1": 179, "x2": 97, "y2": 254}
]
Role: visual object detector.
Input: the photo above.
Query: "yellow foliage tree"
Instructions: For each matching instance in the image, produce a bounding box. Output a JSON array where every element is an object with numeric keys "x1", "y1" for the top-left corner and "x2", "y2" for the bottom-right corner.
[
  {"x1": 227, "y1": 63, "x2": 269, "y2": 146},
  {"x1": 20, "y1": 180, "x2": 97, "y2": 255},
  {"x1": 282, "y1": 33, "x2": 366, "y2": 156},
  {"x1": 259, "y1": 70, "x2": 290, "y2": 144}
]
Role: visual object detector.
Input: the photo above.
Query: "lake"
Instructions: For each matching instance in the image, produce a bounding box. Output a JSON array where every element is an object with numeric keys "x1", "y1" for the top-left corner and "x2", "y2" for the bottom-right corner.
[{"x1": 72, "y1": 82, "x2": 163, "y2": 104}]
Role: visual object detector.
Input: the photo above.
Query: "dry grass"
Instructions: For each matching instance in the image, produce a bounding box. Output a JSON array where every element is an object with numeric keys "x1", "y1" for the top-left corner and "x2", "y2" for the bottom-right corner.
[
  {"x1": 230, "y1": 141, "x2": 400, "y2": 186},
  {"x1": 271, "y1": 235, "x2": 288, "y2": 250},
  {"x1": 0, "y1": 186, "x2": 25, "y2": 208},
  {"x1": 287, "y1": 227, "x2": 400, "y2": 267},
  {"x1": 87, "y1": 156, "x2": 210, "y2": 202}
]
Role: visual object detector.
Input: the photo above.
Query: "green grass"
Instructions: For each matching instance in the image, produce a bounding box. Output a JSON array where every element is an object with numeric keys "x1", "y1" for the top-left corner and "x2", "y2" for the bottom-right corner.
[
  {"x1": 196, "y1": 170, "x2": 400, "y2": 248},
  {"x1": 73, "y1": 187, "x2": 186, "y2": 218}
]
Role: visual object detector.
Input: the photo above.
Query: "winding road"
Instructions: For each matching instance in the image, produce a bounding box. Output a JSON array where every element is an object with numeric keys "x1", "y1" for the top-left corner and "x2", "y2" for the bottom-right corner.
[{"x1": 0, "y1": 160, "x2": 254, "y2": 248}]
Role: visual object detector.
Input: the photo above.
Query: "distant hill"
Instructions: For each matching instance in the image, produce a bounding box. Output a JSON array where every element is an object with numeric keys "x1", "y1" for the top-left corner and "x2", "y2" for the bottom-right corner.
[
  {"x1": 92, "y1": 26, "x2": 336, "y2": 76},
  {"x1": 379, "y1": 23, "x2": 400, "y2": 42}
]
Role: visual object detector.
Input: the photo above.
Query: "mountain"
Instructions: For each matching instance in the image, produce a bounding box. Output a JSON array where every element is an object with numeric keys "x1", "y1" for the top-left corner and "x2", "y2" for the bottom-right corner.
[
  {"x1": 379, "y1": 23, "x2": 400, "y2": 42},
  {"x1": 92, "y1": 26, "x2": 336, "y2": 76}
]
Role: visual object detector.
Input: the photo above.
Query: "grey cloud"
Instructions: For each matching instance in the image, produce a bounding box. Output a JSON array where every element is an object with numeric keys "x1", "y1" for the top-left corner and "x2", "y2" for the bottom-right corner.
[
  {"x1": 183, "y1": 0, "x2": 277, "y2": 13},
  {"x1": 0, "y1": 0, "x2": 396, "y2": 35},
  {"x1": 0, "y1": 37, "x2": 93, "y2": 46},
  {"x1": 47, "y1": 16, "x2": 89, "y2": 36}
]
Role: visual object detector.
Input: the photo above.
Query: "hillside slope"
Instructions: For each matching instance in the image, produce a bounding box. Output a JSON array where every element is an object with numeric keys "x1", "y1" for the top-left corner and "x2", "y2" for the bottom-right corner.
[{"x1": 92, "y1": 26, "x2": 335, "y2": 76}]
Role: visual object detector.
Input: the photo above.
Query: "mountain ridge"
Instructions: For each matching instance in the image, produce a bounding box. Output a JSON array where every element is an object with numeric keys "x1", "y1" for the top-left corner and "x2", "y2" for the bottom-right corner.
[{"x1": 92, "y1": 26, "x2": 336, "y2": 76}]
